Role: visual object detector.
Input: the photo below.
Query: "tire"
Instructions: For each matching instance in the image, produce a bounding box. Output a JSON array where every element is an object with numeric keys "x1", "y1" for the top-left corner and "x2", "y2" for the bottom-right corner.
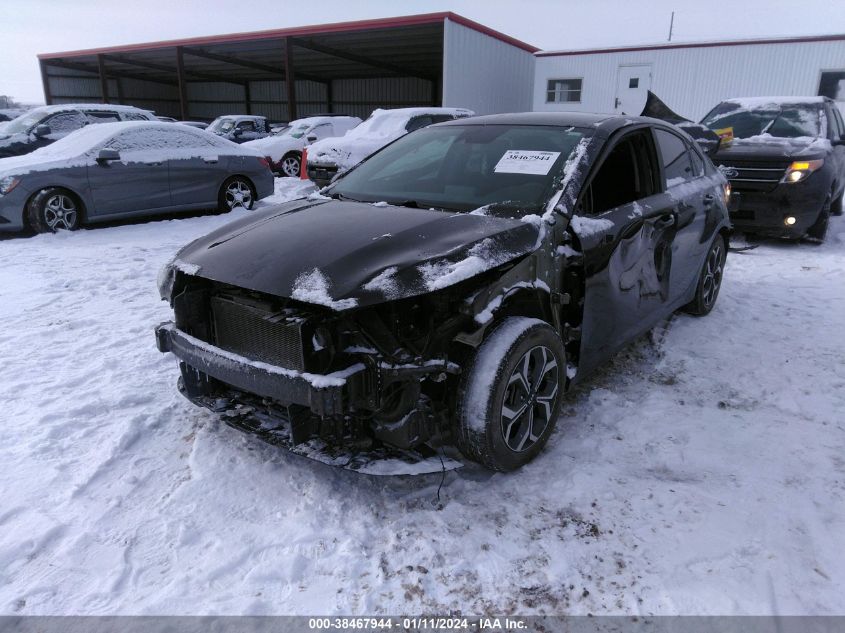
[
  {"x1": 218, "y1": 176, "x2": 256, "y2": 213},
  {"x1": 457, "y1": 317, "x2": 566, "y2": 471},
  {"x1": 279, "y1": 152, "x2": 301, "y2": 178},
  {"x1": 683, "y1": 233, "x2": 727, "y2": 316},
  {"x1": 805, "y1": 195, "x2": 831, "y2": 243},
  {"x1": 831, "y1": 187, "x2": 843, "y2": 216},
  {"x1": 26, "y1": 188, "x2": 81, "y2": 233}
]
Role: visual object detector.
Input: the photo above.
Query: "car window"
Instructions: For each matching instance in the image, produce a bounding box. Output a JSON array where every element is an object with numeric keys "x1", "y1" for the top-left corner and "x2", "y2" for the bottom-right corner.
[
  {"x1": 654, "y1": 129, "x2": 694, "y2": 186},
  {"x1": 105, "y1": 127, "x2": 215, "y2": 153},
  {"x1": 309, "y1": 123, "x2": 332, "y2": 140},
  {"x1": 688, "y1": 144, "x2": 705, "y2": 177},
  {"x1": 829, "y1": 107, "x2": 844, "y2": 139},
  {"x1": 579, "y1": 130, "x2": 658, "y2": 216},
  {"x1": 44, "y1": 112, "x2": 88, "y2": 136},
  {"x1": 85, "y1": 111, "x2": 121, "y2": 124},
  {"x1": 405, "y1": 116, "x2": 434, "y2": 133},
  {"x1": 331, "y1": 124, "x2": 588, "y2": 213},
  {"x1": 701, "y1": 102, "x2": 822, "y2": 139},
  {"x1": 124, "y1": 112, "x2": 151, "y2": 121},
  {"x1": 237, "y1": 121, "x2": 256, "y2": 132}
]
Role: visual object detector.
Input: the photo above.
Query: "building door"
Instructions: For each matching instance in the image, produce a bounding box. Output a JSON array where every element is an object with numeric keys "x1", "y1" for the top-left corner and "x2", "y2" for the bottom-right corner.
[{"x1": 615, "y1": 64, "x2": 652, "y2": 115}]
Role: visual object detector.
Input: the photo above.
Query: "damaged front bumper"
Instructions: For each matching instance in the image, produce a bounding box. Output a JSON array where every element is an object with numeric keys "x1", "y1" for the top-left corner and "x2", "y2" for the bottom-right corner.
[
  {"x1": 155, "y1": 321, "x2": 366, "y2": 417},
  {"x1": 154, "y1": 321, "x2": 463, "y2": 475}
]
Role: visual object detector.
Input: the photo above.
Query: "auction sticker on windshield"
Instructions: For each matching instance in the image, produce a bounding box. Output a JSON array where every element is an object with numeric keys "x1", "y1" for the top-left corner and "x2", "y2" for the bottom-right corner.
[{"x1": 494, "y1": 150, "x2": 561, "y2": 175}]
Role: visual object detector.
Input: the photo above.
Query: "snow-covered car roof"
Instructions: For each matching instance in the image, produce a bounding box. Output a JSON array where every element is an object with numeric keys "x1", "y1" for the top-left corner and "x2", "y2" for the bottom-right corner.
[
  {"x1": 347, "y1": 107, "x2": 475, "y2": 138},
  {"x1": 21, "y1": 103, "x2": 155, "y2": 116},
  {"x1": 0, "y1": 121, "x2": 261, "y2": 177},
  {"x1": 722, "y1": 96, "x2": 828, "y2": 108},
  {"x1": 210, "y1": 114, "x2": 267, "y2": 123}
]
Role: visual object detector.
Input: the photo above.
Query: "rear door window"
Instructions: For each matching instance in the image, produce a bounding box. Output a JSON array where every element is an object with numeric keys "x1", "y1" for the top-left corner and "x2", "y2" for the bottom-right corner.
[
  {"x1": 86, "y1": 111, "x2": 121, "y2": 124},
  {"x1": 654, "y1": 128, "x2": 694, "y2": 186},
  {"x1": 106, "y1": 128, "x2": 214, "y2": 154},
  {"x1": 310, "y1": 123, "x2": 332, "y2": 139}
]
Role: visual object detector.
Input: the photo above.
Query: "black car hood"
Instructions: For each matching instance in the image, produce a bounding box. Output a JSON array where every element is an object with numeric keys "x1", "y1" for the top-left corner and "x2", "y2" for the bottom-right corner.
[
  {"x1": 176, "y1": 199, "x2": 541, "y2": 310},
  {"x1": 713, "y1": 135, "x2": 829, "y2": 161}
]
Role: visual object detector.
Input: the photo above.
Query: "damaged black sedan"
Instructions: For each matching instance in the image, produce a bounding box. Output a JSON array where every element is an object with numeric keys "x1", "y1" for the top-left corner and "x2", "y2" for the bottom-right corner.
[{"x1": 155, "y1": 113, "x2": 731, "y2": 473}]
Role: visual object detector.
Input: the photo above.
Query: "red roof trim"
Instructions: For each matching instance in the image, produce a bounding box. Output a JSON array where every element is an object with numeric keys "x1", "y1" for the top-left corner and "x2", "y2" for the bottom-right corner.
[
  {"x1": 536, "y1": 33, "x2": 845, "y2": 57},
  {"x1": 38, "y1": 12, "x2": 537, "y2": 60},
  {"x1": 443, "y1": 14, "x2": 538, "y2": 52}
]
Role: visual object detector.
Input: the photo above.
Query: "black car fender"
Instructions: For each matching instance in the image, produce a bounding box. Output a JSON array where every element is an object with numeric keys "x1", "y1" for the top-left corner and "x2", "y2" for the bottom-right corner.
[{"x1": 455, "y1": 253, "x2": 555, "y2": 347}]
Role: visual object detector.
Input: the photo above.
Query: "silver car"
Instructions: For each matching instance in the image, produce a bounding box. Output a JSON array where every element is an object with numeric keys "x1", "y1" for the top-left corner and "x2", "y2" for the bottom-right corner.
[{"x1": 0, "y1": 121, "x2": 274, "y2": 233}]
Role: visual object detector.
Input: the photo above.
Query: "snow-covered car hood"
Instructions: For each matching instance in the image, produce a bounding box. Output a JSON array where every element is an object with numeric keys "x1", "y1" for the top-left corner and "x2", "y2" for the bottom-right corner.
[
  {"x1": 306, "y1": 136, "x2": 387, "y2": 171},
  {"x1": 171, "y1": 199, "x2": 540, "y2": 310},
  {"x1": 242, "y1": 135, "x2": 304, "y2": 160}
]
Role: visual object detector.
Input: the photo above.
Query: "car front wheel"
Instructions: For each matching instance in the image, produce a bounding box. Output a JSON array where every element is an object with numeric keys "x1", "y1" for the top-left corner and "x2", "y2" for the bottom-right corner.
[
  {"x1": 805, "y1": 194, "x2": 831, "y2": 243},
  {"x1": 27, "y1": 188, "x2": 81, "y2": 233},
  {"x1": 457, "y1": 317, "x2": 566, "y2": 471}
]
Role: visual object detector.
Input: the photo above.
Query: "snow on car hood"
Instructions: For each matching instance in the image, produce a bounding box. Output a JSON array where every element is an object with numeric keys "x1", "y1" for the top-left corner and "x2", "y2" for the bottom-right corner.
[
  {"x1": 172, "y1": 199, "x2": 540, "y2": 310},
  {"x1": 306, "y1": 136, "x2": 385, "y2": 172},
  {"x1": 242, "y1": 135, "x2": 304, "y2": 161}
]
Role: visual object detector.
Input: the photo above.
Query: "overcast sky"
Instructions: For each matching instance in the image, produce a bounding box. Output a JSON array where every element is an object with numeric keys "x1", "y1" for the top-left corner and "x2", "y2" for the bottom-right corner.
[{"x1": 1, "y1": 0, "x2": 842, "y2": 104}]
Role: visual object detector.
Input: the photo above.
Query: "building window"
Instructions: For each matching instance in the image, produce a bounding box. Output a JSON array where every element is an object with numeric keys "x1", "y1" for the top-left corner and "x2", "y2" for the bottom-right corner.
[
  {"x1": 547, "y1": 78, "x2": 582, "y2": 103},
  {"x1": 629, "y1": 77, "x2": 639, "y2": 89}
]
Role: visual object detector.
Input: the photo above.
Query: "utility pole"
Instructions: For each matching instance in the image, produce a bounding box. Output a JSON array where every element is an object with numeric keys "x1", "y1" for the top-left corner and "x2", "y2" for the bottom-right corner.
[{"x1": 668, "y1": 11, "x2": 675, "y2": 41}]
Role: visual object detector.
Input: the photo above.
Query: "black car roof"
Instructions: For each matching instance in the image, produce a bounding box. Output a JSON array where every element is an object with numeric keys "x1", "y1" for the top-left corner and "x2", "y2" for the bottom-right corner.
[{"x1": 437, "y1": 111, "x2": 664, "y2": 134}]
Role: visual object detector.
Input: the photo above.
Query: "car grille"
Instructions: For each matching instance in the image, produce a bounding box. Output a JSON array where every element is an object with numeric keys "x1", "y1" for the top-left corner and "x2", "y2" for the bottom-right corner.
[
  {"x1": 715, "y1": 160, "x2": 790, "y2": 193},
  {"x1": 211, "y1": 295, "x2": 306, "y2": 371}
]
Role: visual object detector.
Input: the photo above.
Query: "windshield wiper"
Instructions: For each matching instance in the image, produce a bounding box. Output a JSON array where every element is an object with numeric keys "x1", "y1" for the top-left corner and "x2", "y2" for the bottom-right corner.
[{"x1": 328, "y1": 191, "x2": 363, "y2": 203}]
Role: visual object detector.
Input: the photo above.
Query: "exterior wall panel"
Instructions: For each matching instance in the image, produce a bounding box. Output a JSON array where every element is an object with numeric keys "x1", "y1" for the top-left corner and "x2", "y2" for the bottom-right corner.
[
  {"x1": 443, "y1": 19, "x2": 534, "y2": 114},
  {"x1": 331, "y1": 77, "x2": 433, "y2": 119},
  {"x1": 534, "y1": 39, "x2": 845, "y2": 120}
]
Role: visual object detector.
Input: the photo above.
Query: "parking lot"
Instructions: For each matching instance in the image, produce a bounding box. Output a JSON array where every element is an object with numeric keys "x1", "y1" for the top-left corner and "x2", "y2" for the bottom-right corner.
[{"x1": 0, "y1": 178, "x2": 843, "y2": 615}]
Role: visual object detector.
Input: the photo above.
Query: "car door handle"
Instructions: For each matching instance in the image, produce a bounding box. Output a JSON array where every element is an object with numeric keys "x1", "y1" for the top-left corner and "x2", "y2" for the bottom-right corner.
[{"x1": 203, "y1": 159, "x2": 218, "y2": 164}]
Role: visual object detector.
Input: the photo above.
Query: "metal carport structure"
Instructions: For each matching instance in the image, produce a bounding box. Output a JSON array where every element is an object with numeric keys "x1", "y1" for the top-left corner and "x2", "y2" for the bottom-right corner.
[{"x1": 37, "y1": 12, "x2": 538, "y2": 122}]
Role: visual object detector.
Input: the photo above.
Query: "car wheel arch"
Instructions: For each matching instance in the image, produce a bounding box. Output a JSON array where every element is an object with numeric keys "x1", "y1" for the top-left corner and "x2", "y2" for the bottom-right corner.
[{"x1": 24, "y1": 185, "x2": 88, "y2": 229}]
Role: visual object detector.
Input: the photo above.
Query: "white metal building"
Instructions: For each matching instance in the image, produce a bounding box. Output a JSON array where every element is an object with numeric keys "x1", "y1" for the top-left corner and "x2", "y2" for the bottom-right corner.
[{"x1": 533, "y1": 34, "x2": 845, "y2": 121}]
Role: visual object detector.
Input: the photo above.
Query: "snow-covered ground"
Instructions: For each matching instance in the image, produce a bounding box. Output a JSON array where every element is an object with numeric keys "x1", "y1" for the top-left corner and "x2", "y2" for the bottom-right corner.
[{"x1": 1, "y1": 178, "x2": 843, "y2": 615}]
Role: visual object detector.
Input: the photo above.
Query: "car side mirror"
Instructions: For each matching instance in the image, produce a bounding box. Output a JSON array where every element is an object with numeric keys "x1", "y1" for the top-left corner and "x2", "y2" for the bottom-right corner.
[
  {"x1": 306, "y1": 135, "x2": 317, "y2": 142},
  {"x1": 34, "y1": 124, "x2": 51, "y2": 138},
  {"x1": 96, "y1": 148, "x2": 120, "y2": 163},
  {"x1": 232, "y1": 128, "x2": 243, "y2": 137}
]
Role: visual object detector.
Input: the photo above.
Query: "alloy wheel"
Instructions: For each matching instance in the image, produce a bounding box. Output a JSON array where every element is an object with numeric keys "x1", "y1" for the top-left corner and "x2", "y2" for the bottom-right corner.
[
  {"x1": 500, "y1": 345, "x2": 559, "y2": 453},
  {"x1": 43, "y1": 194, "x2": 77, "y2": 231},
  {"x1": 281, "y1": 156, "x2": 300, "y2": 178},
  {"x1": 225, "y1": 180, "x2": 253, "y2": 209},
  {"x1": 701, "y1": 240, "x2": 724, "y2": 308}
]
